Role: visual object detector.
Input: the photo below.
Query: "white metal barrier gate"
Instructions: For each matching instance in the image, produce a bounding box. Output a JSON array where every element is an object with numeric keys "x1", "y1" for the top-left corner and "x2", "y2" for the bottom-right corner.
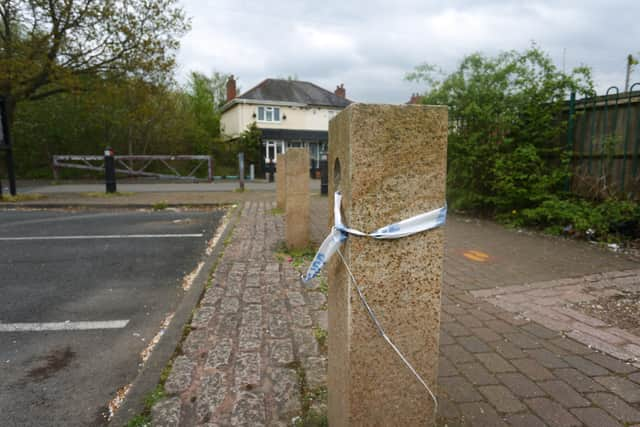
[{"x1": 52, "y1": 155, "x2": 214, "y2": 182}]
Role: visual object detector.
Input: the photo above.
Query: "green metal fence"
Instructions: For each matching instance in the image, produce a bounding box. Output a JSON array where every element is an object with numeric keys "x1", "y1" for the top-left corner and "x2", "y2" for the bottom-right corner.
[{"x1": 567, "y1": 83, "x2": 640, "y2": 199}]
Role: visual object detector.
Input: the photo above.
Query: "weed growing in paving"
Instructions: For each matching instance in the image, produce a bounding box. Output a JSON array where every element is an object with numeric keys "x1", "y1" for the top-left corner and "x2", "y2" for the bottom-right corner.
[
  {"x1": 275, "y1": 242, "x2": 316, "y2": 268},
  {"x1": 269, "y1": 207, "x2": 284, "y2": 215},
  {"x1": 124, "y1": 381, "x2": 167, "y2": 427},
  {"x1": 288, "y1": 361, "x2": 328, "y2": 427},
  {"x1": 223, "y1": 232, "x2": 233, "y2": 247}
]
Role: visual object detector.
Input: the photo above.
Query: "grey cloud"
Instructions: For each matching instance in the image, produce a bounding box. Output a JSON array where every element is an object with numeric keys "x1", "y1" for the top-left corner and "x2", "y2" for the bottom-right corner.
[{"x1": 177, "y1": 0, "x2": 640, "y2": 103}]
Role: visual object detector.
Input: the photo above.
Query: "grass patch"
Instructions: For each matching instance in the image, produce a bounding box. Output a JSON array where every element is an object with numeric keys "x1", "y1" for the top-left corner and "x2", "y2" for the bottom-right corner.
[
  {"x1": 269, "y1": 207, "x2": 284, "y2": 216},
  {"x1": 82, "y1": 191, "x2": 134, "y2": 198},
  {"x1": 0, "y1": 193, "x2": 46, "y2": 202},
  {"x1": 152, "y1": 201, "x2": 169, "y2": 211}
]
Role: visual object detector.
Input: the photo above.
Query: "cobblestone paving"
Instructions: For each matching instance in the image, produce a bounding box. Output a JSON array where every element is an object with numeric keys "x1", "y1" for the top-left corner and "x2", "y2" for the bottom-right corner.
[{"x1": 152, "y1": 201, "x2": 327, "y2": 426}]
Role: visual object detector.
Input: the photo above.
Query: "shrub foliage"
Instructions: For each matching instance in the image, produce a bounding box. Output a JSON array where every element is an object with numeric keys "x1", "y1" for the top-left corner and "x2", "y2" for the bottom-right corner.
[{"x1": 408, "y1": 46, "x2": 639, "y2": 240}]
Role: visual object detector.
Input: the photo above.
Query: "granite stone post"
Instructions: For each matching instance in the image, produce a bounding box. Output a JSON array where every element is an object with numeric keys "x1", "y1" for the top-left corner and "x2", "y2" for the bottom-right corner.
[
  {"x1": 285, "y1": 148, "x2": 310, "y2": 249},
  {"x1": 327, "y1": 104, "x2": 448, "y2": 426},
  {"x1": 276, "y1": 156, "x2": 287, "y2": 210}
]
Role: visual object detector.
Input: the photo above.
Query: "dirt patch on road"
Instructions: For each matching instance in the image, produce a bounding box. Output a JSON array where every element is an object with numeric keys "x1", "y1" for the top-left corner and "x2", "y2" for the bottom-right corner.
[{"x1": 573, "y1": 291, "x2": 640, "y2": 336}]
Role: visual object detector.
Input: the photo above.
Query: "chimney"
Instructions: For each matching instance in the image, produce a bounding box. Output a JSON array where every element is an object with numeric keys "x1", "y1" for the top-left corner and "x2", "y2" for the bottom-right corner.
[
  {"x1": 226, "y1": 75, "x2": 237, "y2": 102},
  {"x1": 334, "y1": 83, "x2": 346, "y2": 98},
  {"x1": 407, "y1": 93, "x2": 422, "y2": 104}
]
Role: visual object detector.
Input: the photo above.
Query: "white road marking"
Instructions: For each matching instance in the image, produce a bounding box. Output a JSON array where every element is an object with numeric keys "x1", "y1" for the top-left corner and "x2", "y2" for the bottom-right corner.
[
  {"x1": 0, "y1": 320, "x2": 130, "y2": 332},
  {"x1": 0, "y1": 233, "x2": 203, "y2": 241}
]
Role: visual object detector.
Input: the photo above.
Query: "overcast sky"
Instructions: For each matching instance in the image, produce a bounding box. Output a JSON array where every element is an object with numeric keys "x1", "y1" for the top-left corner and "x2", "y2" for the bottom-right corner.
[{"x1": 176, "y1": 0, "x2": 640, "y2": 104}]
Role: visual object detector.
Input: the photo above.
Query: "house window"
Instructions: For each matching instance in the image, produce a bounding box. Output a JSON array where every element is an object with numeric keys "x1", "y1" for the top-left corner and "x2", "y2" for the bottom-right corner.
[{"x1": 257, "y1": 106, "x2": 280, "y2": 122}]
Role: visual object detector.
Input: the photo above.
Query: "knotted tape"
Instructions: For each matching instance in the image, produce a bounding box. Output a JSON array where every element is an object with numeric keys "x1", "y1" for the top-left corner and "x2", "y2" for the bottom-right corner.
[{"x1": 302, "y1": 191, "x2": 447, "y2": 282}]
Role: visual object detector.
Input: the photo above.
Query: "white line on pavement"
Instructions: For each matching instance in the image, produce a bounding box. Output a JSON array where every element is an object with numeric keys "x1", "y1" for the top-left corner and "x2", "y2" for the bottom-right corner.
[
  {"x1": 0, "y1": 233, "x2": 203, "y2": 241},
  {"x1": 0, "y1": 320, "x2": 130, "y2": 332}
]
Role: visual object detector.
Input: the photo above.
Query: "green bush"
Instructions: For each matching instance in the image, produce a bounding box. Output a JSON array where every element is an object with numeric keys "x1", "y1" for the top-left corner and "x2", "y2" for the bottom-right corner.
[
  {"x1": 407, "y1": 46, "x2": 640, "y2": 242},
  {"x1": 408, "y1": 45, "x2": 592, "y2": 214}
]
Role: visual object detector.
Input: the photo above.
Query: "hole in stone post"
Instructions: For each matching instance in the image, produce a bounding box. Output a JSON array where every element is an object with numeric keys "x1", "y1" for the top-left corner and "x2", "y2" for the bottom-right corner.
[{"x1": 333, "y1": 157, "x2": 346, "y2": 223}]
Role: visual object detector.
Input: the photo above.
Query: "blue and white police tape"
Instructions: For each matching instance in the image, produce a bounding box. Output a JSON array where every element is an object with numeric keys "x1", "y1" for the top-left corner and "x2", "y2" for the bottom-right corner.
[{"x1": 302, "y1": 191, "x2": 447, "y2": 283}]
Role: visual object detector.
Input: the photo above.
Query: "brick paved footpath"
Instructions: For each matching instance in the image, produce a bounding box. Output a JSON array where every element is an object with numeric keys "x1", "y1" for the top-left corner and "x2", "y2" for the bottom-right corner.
[
  {"x1": 152, "y1": 201, "x2": 327, "y2": 426},
  {"x1": 435, "y1": 216, "x2": 640, "y2": 427},
  {"x1": 154, "y1": 195, "x2": 640, "y2": 427}
]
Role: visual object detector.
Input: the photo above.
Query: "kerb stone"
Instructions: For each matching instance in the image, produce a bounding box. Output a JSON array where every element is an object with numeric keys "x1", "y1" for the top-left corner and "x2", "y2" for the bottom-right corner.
[
  {"x1": 327, "y1": 104, "x2": 448, "y2": 426},
  {"x1": 285, "y1": 148, "x2": 310, "y2": 249}
]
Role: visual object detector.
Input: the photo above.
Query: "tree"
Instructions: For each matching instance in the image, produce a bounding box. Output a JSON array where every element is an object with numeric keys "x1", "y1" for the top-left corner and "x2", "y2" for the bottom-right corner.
[
  {"x1": 0, "y1": 0, "x2": 190, "y2": 122},
  {"x1": 407, "y1": 45, "x2": 593, "y2": 213},
  {"x1": 185, "y1": 72, "x2": 225, "y2": 133},
  {"x1": 625, "y1": 54, "x2": 639, "y2": 92},
  {"x1": 9, "y1": 77, "x2": 203, "y2": 176},
  {"x1": 238, "y1": 122, "x2": 262, "y2": 173}
]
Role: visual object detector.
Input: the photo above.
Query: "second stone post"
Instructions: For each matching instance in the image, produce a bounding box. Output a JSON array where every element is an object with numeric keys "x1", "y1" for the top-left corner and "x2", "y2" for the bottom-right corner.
[
  {"x1": 285, "y1": 148, "x2": 310, "y2": 249},
  {"x1": 276, "y1": 155, "x2": 287, "y2": 210},
  {"x1": 328, "y1": 104, "x2": 448, "y2": 426}
]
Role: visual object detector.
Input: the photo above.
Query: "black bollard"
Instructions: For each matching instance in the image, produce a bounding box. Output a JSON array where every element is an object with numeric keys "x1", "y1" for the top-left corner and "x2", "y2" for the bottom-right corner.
[
  {"x1": 268, "y1": 159, "x2": 275, "y2": 183},
  {"x1": 320, "y1": 154, "x2": 328, "y2": 195},
  {"x1": 104, "y1": 147, "x2": 117, "y2": 193}
]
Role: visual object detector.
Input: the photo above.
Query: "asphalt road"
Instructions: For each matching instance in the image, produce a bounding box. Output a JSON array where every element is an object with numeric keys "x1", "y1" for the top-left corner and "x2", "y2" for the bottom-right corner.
[{"x1": 0, "y1": 208, "x2": 224, "y2": 426}]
